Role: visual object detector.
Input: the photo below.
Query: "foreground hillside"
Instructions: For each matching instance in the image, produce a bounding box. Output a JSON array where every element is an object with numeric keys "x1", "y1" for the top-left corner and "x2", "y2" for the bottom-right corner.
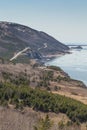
[
  {"x1": 0, "y1": 106, "x2": 82, "y2": 130},
  {"x1": 0, "y1": 82, "x2": 87, "y2": 122},
  {"x1": 0, "y1": 61, "x2": 87, "y2": 129},
  {"x1": 0, "y1": 22, "x2": 69, "y2": 61}
]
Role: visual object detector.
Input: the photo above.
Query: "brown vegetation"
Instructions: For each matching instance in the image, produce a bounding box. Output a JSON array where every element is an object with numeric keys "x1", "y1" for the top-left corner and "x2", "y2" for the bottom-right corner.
[
  {"x1": 0, "y1": 62, "x2": 87, "y2": 130},
  {"x1": 0, "y1": 106, "x2": 83, "y2": 130}
]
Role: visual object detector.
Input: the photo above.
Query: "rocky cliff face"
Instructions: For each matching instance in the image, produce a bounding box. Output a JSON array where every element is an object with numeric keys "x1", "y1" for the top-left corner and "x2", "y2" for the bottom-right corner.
[{"x1": 0, "y1": 22, "x2": 69, "y2": 61}]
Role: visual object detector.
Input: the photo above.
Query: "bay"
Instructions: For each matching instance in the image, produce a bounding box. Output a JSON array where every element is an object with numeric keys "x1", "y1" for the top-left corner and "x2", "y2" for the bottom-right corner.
[{"x1": 45, "y1": 46, "x2": 87, "y2": 85}]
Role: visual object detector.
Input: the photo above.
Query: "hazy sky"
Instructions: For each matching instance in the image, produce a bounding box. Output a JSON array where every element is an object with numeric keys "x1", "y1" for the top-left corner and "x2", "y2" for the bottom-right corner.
[{"x1": 0, "y1": 0, "x2": 87, "y2": 44}]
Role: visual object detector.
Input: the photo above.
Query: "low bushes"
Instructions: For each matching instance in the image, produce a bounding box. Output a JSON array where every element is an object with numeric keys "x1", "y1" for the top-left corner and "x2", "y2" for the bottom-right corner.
[{"x1": 0, "y1": 82, "x2": 87, "y2": 123}]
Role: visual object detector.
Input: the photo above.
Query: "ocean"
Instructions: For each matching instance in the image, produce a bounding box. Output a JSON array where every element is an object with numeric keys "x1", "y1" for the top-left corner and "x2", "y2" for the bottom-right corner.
[{"x1": 45, "y1": 46, "x2": 87, "y2": 86}]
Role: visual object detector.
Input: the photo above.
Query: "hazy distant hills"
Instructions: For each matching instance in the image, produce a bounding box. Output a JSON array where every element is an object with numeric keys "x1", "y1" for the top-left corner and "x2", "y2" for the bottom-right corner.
[{"x1": 0, "y1": 22, "x2": 69, "y2": 61}]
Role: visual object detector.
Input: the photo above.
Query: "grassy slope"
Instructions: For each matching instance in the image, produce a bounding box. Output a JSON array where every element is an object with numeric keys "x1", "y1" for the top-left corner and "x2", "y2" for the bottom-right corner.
[{"x1": 0, "y1": 63, "x2": 87, "y2": 130}]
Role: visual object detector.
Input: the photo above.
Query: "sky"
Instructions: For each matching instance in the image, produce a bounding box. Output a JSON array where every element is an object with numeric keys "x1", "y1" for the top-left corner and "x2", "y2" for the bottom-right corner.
[{"x1": 0, "y1": 0, "x2": 87, "y2": 44}]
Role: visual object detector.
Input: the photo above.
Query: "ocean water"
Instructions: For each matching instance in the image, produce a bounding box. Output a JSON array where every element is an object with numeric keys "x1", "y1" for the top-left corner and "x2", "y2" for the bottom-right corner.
[{"x1": 45, "y1": 46, "x2": 87, "y2": 86}]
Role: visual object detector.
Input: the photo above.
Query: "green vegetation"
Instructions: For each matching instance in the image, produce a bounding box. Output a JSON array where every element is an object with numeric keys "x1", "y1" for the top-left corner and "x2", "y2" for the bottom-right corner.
[
  {"x1": 47, "y1": 66, "x2": 62, "y2": 72},
  {"x1": 55, "y1": 75, "x2": 71, "y2": 83},
  {"x1": 54, "y1": 86, "x2": 61, "y2": 91},
  {"x1": 34, "y1": 115, "x2": 81, "y2": 130},
  {"x1": 34, "y1": 115, "x2": 53, "y2": 130},
  {"x1": 37, "y1": 70, "x2": 54, "y2": 89},
  {"x1": 2, "y1": 71, "x2": 30, "y2": 86},
  {"x1": 58, "y1": 120, "x2": 65, "y2": 130},
  {"x1": 57, "y1": 120, "x2": 80, "y2": 130},
  {"x1": 0, "y1": 82, "x2": 87, "y2": 123},
  {"x1": 41, "y1": 70, "x2": 54, "y2": 81}
]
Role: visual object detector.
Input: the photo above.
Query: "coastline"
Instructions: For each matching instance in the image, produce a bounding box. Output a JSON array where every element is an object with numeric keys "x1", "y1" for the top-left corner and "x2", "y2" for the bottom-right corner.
[
  {"x1": 42, "y1": 51, "x2": 71, "y2": 63},
  {"x1": 44, "y1": 51, "x2": 87, "y2": 87}
]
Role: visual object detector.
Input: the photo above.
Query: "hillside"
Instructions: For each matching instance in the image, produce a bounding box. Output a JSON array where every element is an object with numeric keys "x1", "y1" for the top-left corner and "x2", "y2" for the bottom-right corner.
[
  {"x1": 1, "y1": 22, "x2": 87, "y2": 130},
  {"x1": 0, "y1": 61, "x2": 87, "y2": 129},
  {"x1": 0, "y1": 62, "x2": 87, "y2": 130},
  {"x1": 0, "y1": 62, "x2": 86, "y2": 104},
  {"x1": 0, "y1": 22, "x2": 69, "y2": 61}
]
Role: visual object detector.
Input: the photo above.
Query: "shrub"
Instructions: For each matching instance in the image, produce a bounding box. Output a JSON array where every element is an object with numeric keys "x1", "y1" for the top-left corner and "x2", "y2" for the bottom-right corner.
[{"x1": 0, "y1": 82, "x2": 87, "y2": 123}]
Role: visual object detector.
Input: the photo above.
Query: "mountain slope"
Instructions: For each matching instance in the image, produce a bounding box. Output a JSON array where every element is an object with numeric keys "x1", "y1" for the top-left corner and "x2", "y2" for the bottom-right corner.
[{"x1": 0, "y1": 22, "x2": 69, "y2": 61}]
